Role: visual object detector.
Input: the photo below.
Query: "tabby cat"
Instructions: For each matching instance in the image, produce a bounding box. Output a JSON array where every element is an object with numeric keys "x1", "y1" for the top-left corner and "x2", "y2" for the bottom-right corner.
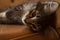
[{"x1": 0, "y1": 1, "x2": 60, "y2": 39}]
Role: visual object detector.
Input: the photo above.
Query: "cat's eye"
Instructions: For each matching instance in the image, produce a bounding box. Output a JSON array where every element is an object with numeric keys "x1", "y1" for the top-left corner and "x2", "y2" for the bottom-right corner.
[{"x1": 29, "y1": 10, "x2": 36, "y2": 18}]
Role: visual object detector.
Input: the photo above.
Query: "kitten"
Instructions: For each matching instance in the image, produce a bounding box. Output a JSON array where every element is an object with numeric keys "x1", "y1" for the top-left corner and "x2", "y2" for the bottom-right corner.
[{"x1": 0, "y1": 1, "x2": 59, "y2": 38}]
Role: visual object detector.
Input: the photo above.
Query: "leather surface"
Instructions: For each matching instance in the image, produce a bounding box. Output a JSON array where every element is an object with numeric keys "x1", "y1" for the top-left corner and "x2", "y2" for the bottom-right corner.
[
  {"x1": 0, "y1": 25, "x2": 45, "y2": 40},
  {"x1": 0, "y1": 25, "x2": 60, "y2": 40}
]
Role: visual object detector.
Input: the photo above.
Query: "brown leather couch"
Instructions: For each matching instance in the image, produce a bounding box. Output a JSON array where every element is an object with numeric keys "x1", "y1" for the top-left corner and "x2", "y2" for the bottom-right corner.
[
  {"x1": 0, "y1": 25, "x2": 60, "y2": 40},
  {"x1": 0, "y1": 25, "x2": 46, "y2": 40}
]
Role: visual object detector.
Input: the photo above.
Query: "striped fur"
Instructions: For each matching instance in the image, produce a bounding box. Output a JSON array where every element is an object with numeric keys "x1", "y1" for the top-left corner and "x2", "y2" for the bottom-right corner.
[{"x1": 0, "y1": 1, "x2": 59, "y2": 39}]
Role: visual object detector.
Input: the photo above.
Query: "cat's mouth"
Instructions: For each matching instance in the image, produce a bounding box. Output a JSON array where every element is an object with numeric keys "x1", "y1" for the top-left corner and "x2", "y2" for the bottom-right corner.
[{"x1": 27, "y1": 23, "x2": 42, "y2": 32}]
